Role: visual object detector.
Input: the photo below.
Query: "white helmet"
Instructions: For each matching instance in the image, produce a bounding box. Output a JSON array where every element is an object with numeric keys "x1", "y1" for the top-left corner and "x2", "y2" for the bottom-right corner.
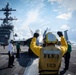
[{"x1": 45, "y1": 32, "x2": 58, "y2": 44}]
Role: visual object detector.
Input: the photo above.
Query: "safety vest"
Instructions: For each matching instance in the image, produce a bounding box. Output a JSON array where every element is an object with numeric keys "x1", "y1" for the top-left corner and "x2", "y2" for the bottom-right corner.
[{"x1": 39, "y1": 46, "x2": 62, "y2": 74}]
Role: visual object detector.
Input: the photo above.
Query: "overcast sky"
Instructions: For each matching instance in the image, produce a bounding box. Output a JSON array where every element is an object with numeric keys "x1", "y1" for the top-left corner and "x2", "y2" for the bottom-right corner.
[{"x1": 0, "y1": 0, "x2": 76, "y2": 43}]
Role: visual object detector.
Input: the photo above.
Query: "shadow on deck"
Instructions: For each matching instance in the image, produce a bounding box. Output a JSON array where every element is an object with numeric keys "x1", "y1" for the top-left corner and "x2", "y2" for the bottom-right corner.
[{"x1": 0, "y1": 51, "x2": 38, "y2": 75}]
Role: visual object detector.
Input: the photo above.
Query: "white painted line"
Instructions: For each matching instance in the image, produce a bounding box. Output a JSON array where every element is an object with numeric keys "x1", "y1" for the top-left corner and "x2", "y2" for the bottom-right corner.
[
  {"x1": 1, "y1": 55, "x2": 7, "y2": 57},
  {"x1": 67, "y1": 74, "x2": 71, "y2": 75},
  {"x1": 23, "y1": 58, "x2": 39, "y2": 75},
  {"x1": 14, "y1": 74, "x2": 18, "y2": 75}
]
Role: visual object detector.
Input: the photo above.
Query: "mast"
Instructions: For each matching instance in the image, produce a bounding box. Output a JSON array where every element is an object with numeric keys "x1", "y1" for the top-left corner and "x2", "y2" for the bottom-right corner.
[{"x1": 0, "y1": 2, "x2": 17, "y2": 29}]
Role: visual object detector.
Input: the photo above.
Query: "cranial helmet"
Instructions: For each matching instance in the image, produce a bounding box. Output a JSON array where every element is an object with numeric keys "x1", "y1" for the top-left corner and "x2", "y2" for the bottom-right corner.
[
  {"x1": 45, "y1": 32, "x2": 58, "y2": 44},
  {"x1": 34, "y1": 33, "x2": 39, "y2": 38}
]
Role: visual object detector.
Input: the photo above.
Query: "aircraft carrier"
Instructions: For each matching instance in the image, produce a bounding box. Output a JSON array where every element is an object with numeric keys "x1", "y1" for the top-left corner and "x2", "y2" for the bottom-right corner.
[{"x1": 0, "y1": 3, "x2": 76, "y2": 75}]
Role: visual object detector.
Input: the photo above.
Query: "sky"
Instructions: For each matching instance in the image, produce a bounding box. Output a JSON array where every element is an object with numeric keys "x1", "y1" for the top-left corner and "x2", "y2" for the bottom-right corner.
[{"x1": 0, "y1": 0, "x2": 76, "y2": 43}]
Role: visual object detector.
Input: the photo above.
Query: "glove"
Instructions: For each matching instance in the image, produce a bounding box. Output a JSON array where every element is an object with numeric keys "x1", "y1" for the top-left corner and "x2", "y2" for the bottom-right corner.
[{"x1": 57, "y1": 31, "x2": 63, "y2": 37}]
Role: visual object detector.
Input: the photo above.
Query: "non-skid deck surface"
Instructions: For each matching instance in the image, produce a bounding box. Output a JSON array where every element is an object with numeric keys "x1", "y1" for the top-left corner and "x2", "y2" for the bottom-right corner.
[{"x1": 0, "y1": 45, "x2": 76, "y2": 75}]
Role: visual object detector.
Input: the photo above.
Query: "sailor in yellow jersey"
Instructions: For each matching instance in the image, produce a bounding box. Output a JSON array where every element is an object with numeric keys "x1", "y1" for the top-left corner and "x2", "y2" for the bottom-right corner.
[{"x1": 30, "y1": 31, "x2": 68, "y2": 75}]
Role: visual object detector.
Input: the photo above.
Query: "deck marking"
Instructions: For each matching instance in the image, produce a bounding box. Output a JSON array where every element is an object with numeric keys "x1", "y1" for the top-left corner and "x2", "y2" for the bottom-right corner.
[{"x1": 23, "y1": 58, "x2": 39, "y2": 75}]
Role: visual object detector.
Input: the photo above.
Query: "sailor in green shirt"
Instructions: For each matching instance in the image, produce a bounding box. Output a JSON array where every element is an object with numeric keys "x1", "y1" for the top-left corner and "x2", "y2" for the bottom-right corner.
[
  {"x1": 60, "y1": 41, "x2": 72, "y2": 75},
  {"x1": 64, "y1": 41, "x2": 72, "y2": 69},
  {"x1": 16, "y1": 42, "x2": 21, "y2": 58}
]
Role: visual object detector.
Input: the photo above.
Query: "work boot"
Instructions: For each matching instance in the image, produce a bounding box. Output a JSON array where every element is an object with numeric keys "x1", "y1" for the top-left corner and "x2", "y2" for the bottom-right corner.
[
  {"x1": 60, "y1": 69, "x2": 67, "y2": 75},
  {"x1": 8, "y1": 65, "x2": 12, "y2": 68}
]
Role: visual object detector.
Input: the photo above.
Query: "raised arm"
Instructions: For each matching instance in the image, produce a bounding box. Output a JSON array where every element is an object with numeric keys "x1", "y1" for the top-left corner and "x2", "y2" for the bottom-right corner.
[
  {"x1": 30, "y1": 37, "x2": 42, "y2": 57},
  {"x1": 57, "y1": 31, "x2": 68, "y2": 56}
]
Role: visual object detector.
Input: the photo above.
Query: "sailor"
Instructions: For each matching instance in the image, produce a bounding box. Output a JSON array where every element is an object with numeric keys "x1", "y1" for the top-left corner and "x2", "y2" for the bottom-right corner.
[
  {"x1": 24, "y1": 32, "x2": 40, "y2": 58},
  {"x1": 7, "y1": 40, "x2": 14, "y2": 68},
  {"x1": 29, "y1": 32, "x2": 39, "y2": 58},
  {"x1": 64, "y1": 41, "x2": 72, "y2": 70},
  {"x1": 16, "y1": 42, "x2": 21, "y2": 58},
  {"x1": 30, "y1": 31, "x2": 68, "y2": 75},
  {"x1": 60, "y1": 41, "x2": 72, "y2": 75}
]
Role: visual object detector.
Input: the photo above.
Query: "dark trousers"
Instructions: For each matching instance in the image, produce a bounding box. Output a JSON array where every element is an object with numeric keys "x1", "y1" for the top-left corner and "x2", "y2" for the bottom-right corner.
[
  {"x1": 64, "y1": 52, "x2": 71, "y2": 70},
  {"x1": 8, "y1": 51, "x2": 14, "y2": 67},
  {"x1": 16, "y1": 49, "x2": 20, "y2": 58}
]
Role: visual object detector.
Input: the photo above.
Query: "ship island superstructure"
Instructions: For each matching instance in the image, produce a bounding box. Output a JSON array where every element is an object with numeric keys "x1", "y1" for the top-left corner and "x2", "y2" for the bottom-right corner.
[{"x1": 0, "y1": 3, "x2": 17, "y2": 45}]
